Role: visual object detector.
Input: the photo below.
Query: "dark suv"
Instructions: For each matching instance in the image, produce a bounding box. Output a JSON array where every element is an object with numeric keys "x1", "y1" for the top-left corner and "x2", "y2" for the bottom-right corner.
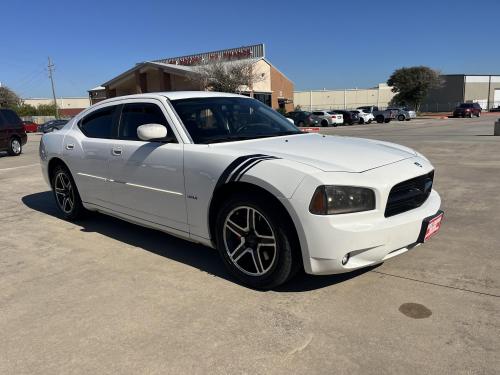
[
  {"x1": 285, "y1": 111, "x2": 319, "y2": 126},
  {"x1": 0, "y1": 108, "x2": 27, "y2": 156},
  {"x1": 453, "y1": 103, "x2": 482, "y2": 118}
]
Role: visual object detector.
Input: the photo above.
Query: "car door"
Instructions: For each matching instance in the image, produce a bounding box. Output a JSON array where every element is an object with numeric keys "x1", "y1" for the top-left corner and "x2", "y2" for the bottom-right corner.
[
  {"x1": 64, "y1": 104, "x2": 119, "y2": 206},
  {"x1": 107, "y1": 100, "x2": 188, "y2": 233},
  {"x1": 0, "y1": 112, "x2": 7, "y2": 149}
]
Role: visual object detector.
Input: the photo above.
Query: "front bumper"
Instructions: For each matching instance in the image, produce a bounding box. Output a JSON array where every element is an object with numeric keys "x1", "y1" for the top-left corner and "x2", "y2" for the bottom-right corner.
[
  {"x1": 305, "y1": 190, "x2": 441, "y2": 274},
  {"x1": 286, "y1": 158, "x2": 442, "y2": 275}
]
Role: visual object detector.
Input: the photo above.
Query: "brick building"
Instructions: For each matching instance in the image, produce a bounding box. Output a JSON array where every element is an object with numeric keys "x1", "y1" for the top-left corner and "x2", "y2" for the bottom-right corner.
[{"x1": 89, "y1": 44, "x2": 294, "y2": 111}]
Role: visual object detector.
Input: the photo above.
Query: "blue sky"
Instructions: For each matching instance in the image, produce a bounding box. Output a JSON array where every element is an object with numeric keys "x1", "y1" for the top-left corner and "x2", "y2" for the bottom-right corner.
[{"x1": 2, "y1": 0, "x2": 499, "y2": 98}]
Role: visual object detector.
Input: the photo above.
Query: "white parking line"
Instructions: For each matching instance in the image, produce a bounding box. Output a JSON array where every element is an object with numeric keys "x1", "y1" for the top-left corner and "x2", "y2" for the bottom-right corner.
[{"x1": 0, "y1": 163, "x2": 39, "y2": 172}]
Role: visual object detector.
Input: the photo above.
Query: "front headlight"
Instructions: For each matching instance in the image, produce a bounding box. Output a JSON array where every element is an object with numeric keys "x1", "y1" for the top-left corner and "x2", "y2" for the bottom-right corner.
[{"x1": 309, "y1": 186, "x2": 375, "y2": 215}]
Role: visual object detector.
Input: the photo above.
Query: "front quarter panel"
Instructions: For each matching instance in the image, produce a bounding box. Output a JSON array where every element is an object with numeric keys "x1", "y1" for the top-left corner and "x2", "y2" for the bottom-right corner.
[{"x1": 183, "y1": 144, "x2": 313, "y2": 241}]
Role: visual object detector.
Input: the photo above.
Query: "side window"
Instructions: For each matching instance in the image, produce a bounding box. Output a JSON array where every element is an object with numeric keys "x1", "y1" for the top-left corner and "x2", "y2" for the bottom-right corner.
[
  {"x1": 118, "y1": 102, "x2": 176, "y2": 142},
  {"x1": 1, "y1": 109, "x2": 22, "y2": 125},
  {"x1": 79, "y1": 106, "x2": 116, "y2": 139},
  {"x1": 0, "y1": 113, "x2": 6, "y2": 128}
]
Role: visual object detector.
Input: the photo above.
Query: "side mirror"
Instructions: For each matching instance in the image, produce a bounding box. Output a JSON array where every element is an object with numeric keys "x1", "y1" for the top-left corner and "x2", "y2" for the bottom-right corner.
[
  {"x1": 286, "y1": 118, "x2": 295, "y2": 125},
  {"x1": 137, "y1": 123, "x2": 168, "y2": 141}
]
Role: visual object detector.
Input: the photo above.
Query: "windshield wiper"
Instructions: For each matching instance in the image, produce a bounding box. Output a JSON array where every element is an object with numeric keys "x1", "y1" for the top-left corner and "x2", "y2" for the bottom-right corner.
[
  {"x1": 201, "y1": 131, "x2": 303, "y2": 144},
  {"x1": 201, "y1": 135, "x2": 255, "y2": 144}
]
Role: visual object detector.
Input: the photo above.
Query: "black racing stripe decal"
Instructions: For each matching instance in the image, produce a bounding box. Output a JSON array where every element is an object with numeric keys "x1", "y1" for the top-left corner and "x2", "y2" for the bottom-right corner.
[
  {"x1": 235, "y1": 156, "x2": 280, "y2": 182},
  {"x1": 227, "y1": 155, "x2": 276, "y2": 183},
  {"x1": 215, "y1": 154, "x2": 267, "y2": 189},
  {"x1": 235, "y1": 159, "x2": 266, "y2": 181}
]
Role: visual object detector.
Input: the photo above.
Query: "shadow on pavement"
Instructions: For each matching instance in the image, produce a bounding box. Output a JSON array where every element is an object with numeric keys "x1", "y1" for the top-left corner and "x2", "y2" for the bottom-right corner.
[{"x1": 22, "y1": 191, "x2": 373, "y2": 292}]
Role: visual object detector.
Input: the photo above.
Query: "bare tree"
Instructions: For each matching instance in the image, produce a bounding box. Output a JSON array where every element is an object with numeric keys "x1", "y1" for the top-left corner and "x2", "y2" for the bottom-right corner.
[
  {"x1": 0, "y1": 86, "x2": 21, "y2": 108},
  {"x1": 190, "y1": 59, "x2": 265, "y2": 93}
]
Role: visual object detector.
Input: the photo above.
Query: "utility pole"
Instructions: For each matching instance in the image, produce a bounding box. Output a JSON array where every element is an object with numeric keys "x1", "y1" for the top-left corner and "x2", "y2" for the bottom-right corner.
[{"x1": 47, "y1": 57, "x2": 59, "y2": 118}]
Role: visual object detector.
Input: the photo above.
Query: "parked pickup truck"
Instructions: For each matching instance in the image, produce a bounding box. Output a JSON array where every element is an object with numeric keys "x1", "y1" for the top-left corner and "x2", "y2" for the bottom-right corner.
[{"x1": 356, "y1": 106, "x2": 397, "y2": 123}]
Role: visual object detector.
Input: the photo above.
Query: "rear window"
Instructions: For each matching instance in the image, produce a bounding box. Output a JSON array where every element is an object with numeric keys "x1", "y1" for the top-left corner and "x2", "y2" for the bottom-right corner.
[
  {"x1": 79, "y1": 106, "x2": 117, "y2": 139},
  {"x1": 0, "y1": 109, "x2": 22, "y2": 125},
  {"x1": 459, "y1": 103, "x2": 473, "y2": 108},
  {"x1": 312, "y1": 111, "x2": 324, "y2": 115}
]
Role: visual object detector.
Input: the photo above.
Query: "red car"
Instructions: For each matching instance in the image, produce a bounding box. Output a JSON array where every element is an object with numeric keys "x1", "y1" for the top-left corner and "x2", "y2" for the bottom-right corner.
[{"x1": 22, "y1": 120, "x2": 38, "y2": 133}]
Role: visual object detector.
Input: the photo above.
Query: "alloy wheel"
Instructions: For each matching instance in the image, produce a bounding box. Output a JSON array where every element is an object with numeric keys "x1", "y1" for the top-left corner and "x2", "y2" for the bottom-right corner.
[
  {"x1": 11, "y1": 139, "x2": 21, "y2": 154},
  {"x1": 54, "y1": 172, "x2": 75, "y2": 214},
  {"x1": 223, "y1": 206, "x2": 277, "y2": 276}
]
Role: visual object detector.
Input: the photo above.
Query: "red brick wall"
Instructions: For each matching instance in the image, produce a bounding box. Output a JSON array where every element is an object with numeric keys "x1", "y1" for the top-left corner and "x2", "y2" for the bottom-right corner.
[{"x1": 270, "y1": 65, "x2": 294, "y2": 112}]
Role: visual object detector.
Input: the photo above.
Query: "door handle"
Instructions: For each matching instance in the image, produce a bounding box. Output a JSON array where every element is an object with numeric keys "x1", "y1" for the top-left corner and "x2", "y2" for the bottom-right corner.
[
  {"x1": 65, "y1": 143, "x2": 74, "y2": 150},
  {"x1": 112, "y1": 147, "x2": 122, "y2": 156}
]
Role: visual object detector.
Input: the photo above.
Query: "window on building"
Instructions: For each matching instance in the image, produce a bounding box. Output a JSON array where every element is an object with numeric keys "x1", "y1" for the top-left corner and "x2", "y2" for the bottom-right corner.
[{"x1": 253, "y1": 93, "x2": 272, "y2": 107}]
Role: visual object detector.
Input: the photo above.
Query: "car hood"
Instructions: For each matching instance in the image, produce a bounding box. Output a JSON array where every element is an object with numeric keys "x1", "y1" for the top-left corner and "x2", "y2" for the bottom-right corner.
[{"x1": 213, "y1": 133, "x2": 417, "y2": 172}]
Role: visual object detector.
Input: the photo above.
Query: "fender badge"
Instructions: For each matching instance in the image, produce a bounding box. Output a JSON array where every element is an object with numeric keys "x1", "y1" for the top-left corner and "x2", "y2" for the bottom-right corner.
[{"x1": 414, "y1": 162, "x2": 423, "y2": 168}]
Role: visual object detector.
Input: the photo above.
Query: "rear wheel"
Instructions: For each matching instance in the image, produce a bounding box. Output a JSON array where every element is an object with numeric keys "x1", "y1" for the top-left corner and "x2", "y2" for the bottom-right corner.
[
  {"x1": 321, "y1": 119, "x2": 329, "y2": 127},
  {"x1": 376, "y1": 115, "x2": 384, "y2": 123},
  {"x1": 397, "y1": 114, "x2": 405, "y2": 121},
  {"x1": 477, "y1": 111, "x2": 481, "y2": 117},
  {"x1": 215, "y1": 193, "x2": 300, "y2": 289},
  {"x1": 7, "y1": 137, "x2": 22, "y2": 156},
  {"x1": 359, "y1": 118, "x2": 364, "y2": 124},
  {"x1": 52, "y1": 165, "x2": 87, "y2": 221}
]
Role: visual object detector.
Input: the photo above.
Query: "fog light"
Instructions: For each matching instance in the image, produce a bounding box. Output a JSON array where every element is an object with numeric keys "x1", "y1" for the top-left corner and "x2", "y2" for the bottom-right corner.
[{"x1": 341, "y1": 253, "x2": 350, "y2": 265}]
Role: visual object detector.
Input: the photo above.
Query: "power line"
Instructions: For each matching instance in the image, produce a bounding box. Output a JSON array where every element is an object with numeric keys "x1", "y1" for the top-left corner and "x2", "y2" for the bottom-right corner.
[{"x1": 47, "y1": 57, "x2": 59, "y2": 118}]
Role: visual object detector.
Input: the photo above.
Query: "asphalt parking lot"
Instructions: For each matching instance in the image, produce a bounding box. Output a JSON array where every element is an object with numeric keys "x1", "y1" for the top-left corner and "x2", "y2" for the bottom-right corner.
[{"x1": 1, "y1": 117, "x2": 499, "y2": 374}]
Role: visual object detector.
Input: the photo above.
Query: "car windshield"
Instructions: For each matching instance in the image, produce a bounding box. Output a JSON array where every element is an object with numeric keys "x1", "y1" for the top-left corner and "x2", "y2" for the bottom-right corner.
[
  {"x1": 170, "y1": 97, "x2": 302, "y2": 144},
  {"x1": 459, "y1": 104, "x2": 472, "y2": 108}
]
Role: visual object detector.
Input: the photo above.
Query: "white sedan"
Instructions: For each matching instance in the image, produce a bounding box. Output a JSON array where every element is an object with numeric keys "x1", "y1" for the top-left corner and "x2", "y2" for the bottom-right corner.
[
  {"x1": 311, "y1": 110, "x2": 344, "y2": 127},
  {"x1": 351, "y1": 109, "x2": 374, "y2": 124},
  {"x1": 40, "y1": 92, "x2": 443, "y2": 289}
]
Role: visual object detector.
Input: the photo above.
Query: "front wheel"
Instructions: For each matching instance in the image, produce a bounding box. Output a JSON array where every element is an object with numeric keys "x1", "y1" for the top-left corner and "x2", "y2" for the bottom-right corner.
[
  {"x1": 376, "y1": 115, "x2": 384, "y2": 123},
  {"x1": 52, "y1": 166, "x2": 87, "y2": 221},
  {"x1": 397, "y1": 114, "x2": 405, "y2": 121},
  {"x1": 477, "y1": 112, "x2": 481, "y2": 117},
  {"x1": 321, "y1": 119, "x2": 329, "y2": 127},
  {"x1": 215, "y1": 193, "x2": 300, "y2": 289},
  {"x1": 7, "y1": 137, "x2": 22, "y2": 156},
  {"x1": 359, "y1": 118, "x2": 364, "y2": 124}
]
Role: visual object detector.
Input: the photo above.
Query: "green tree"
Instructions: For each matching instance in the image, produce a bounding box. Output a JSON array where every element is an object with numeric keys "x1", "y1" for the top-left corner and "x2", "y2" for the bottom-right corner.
[
  {"x1": 37, "y1": 103, "x2": 58, "y2": 116},
  {"x1": 0, "y1": 86, "x2": 21, "y2": 108},
  {"x1": 13, "y1": 103, "x2": 38, "y2": 117},
  {"x1": 387, "y1": 66, "x2": 443, "y2": 111}
]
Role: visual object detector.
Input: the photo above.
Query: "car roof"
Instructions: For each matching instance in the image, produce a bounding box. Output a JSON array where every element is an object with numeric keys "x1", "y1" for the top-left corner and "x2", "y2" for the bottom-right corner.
[{"x1": 96, "y1": 91, "x2": 249, "y2": 106}]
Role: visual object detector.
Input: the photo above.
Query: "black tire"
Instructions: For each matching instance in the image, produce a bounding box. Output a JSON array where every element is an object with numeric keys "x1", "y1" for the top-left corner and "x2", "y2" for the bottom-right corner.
[
  {"x1": 215, "y1": 192, "x2": 301, "y2": 289},
  {"x1": 7, "y1": 137, "x2": 22, "y2": 156},
  {"x1": 321, "y1": 119, "x2": 329, "y2": 127},
  {"x1": 397, "y1": 114, "x2": 405, "y2": 121},
  {"x1": 477, "y1": 112, "x2": 481, "y2": 117},
  {"x1": 359, "y1": 118, "x2": 364, "y2": 124},
  {"x1": 376, "y1": 115, "x2": 384, "y2": 123},
  {"x1": 51, "y1": 165, "x2": 88, "y2": 221},
  {"x1": 367, "y1": 119, "x2": 372, "y2": 124}
]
